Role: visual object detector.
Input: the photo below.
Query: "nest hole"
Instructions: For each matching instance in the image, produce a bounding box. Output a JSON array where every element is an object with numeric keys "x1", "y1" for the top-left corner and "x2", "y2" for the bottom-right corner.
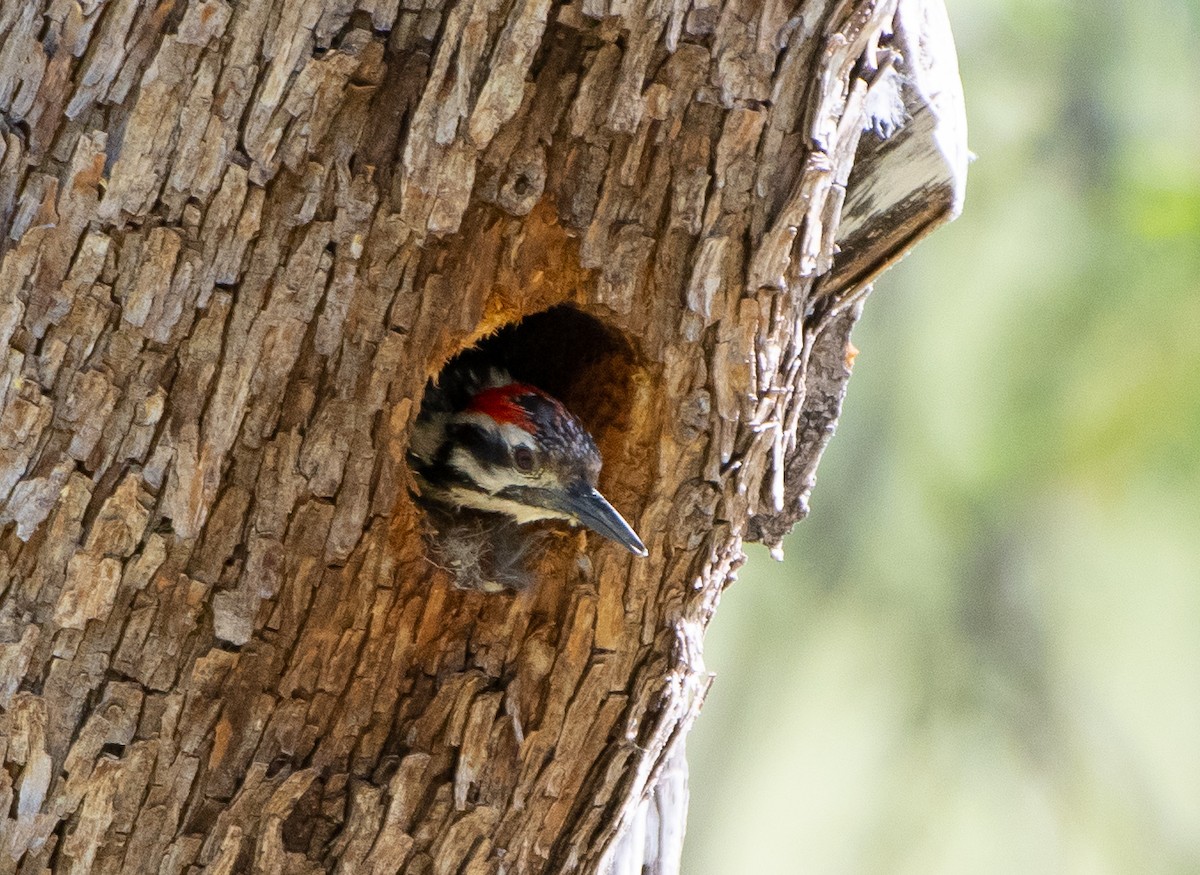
[{"x1": 409, "y1": 306, "x2": 641, "y2": 592}]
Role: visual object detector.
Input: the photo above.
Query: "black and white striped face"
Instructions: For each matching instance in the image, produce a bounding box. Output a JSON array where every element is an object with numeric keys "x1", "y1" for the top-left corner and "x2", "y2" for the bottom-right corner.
[
  {"x1": 439, "y1": 408, "x2": 595, "y2": 523},
  {"x1": 410, "y1": 380, "x2": 646, "y2": 556}
]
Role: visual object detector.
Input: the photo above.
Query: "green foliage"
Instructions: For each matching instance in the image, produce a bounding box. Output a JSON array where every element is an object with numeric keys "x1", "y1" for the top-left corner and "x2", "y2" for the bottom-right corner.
[{"x1": 686, "y1": 1, "x2": 1200, "y2": 872}]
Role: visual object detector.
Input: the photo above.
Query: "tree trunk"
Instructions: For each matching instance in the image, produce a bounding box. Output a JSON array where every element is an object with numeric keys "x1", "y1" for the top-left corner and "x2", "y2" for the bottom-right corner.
[{"x1": 0, "y1": 0, "x2": 965, "y2": 871}]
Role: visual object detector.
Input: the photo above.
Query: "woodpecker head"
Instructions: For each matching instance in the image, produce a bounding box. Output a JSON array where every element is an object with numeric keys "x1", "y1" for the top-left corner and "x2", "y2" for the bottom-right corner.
[{"x1": 409, "y1": 368, "x2": 647, "y2": 557}]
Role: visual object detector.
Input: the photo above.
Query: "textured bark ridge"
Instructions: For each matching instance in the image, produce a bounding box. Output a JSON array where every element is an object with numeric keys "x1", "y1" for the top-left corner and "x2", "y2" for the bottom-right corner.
[{"x1": 0, "y1": 0, "x2": 964, "y2": 872}]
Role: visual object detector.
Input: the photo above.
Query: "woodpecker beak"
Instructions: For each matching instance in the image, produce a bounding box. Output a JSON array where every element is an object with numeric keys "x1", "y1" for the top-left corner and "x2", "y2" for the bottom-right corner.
[
  {"x1": 544, "y1": 482, "x2": 648, "y2": 557},
  {"x1": 566, "y1": 484, "x2": 648, "y2": 557}
]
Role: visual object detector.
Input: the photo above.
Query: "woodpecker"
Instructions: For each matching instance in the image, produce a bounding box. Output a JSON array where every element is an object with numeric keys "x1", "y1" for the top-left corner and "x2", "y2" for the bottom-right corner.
[{"x1": 408, "y1": 359, "x2": 647, "y2": 589}]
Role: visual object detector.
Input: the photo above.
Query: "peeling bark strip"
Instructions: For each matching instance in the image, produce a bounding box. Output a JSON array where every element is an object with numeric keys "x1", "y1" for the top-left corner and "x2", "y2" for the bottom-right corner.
[{"x1": 0, "y1": 0, "x2": 963, "y2": 872}]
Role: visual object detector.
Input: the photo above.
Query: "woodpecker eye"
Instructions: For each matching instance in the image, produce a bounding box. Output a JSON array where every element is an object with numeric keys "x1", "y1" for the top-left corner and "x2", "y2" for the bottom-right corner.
[{"x1": 513, "y1": 446, "x2": 536, "y2": 473}]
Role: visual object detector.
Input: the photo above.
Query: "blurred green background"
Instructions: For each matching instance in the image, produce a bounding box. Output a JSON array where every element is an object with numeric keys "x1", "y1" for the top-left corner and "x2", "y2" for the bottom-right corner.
[{"x1": 685, "y1": 0, "x2": 1200, "y2": 872}]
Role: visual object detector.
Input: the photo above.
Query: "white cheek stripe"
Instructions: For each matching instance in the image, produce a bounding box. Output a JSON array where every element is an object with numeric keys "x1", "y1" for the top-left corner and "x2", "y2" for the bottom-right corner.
[
  {"x1": 445, "y1": 486, "x2": 570, "y2": 524},
  {"x1": 449, "y1": 447, "x2": 507, "y2": 494}
]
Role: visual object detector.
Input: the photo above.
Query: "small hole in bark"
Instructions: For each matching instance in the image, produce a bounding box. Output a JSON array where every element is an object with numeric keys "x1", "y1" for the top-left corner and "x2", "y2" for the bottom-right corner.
[
  {"x1": 407, "y1": 306, "x2": 641, "y2": 592},
  {"x1": 266, "y1": 755, "x2": 292, "y2": 778}
]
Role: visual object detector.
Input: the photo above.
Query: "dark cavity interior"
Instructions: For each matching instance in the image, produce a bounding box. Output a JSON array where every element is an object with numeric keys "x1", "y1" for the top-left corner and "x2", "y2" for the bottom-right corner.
[{"x1": 431, "y1": 306, "x2": 637, "y2": 446}]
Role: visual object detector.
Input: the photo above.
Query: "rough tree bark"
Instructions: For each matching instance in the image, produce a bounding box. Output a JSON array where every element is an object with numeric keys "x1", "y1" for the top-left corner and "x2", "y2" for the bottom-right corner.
[{"x1": 0, "y1": 0, "x2": 965, "y2": 872}]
